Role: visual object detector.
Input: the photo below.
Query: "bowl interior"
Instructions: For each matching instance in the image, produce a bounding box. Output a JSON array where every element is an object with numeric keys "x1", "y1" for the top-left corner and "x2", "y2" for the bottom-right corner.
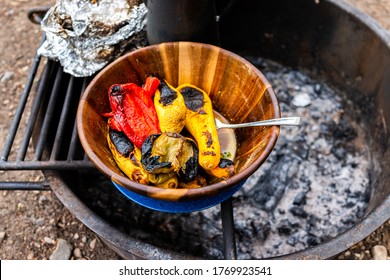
[{"x1": 77, "y1": 42, "x2": 280, "y2": 201}]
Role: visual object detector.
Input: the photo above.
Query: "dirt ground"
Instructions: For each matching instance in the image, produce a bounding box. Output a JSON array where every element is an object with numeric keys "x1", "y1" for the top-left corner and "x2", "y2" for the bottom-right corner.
[{"x1": 0, "y1": 0, "x2": 389, "y2": 260}]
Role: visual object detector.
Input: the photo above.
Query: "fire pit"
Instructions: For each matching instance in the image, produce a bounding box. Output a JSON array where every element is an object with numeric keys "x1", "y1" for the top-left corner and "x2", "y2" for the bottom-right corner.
[{"x1": 1, "y1": 0, "x2": 389, "y2": 259}]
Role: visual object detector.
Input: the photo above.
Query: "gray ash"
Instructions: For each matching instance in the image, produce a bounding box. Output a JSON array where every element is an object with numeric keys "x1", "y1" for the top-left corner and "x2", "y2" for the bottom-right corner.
[{"x1": 72, "y1": 58, "x2": 373, "y2": 259}]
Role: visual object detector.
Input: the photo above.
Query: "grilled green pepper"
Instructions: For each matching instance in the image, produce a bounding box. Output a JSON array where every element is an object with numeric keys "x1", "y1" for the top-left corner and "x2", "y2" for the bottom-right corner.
[
  {"x1": 141, "y1": 132, "x2": 198, "y2": 182},
  {"x1": 108, "y1": 129, "x2": 178, "y2": 188}
]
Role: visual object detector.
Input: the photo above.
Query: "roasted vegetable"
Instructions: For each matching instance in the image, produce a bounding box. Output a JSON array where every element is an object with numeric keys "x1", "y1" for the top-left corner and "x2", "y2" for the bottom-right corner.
[
  {"x1": 149, "y1": 173, "x2": 179, "y2": 188},
  {"x1": 107, "y1": 129, "x2": 149, "y2": 184},
  {"x1": 141, "y1": 132, "x2": 198, "y2": 182},
  {"x1": 177, "y1": 84, "x2": 221, "y2": 170},
  {"x1": 108, "y1": 129, "x2": 178, "y2": 188},
  {"x1": 178, "y1": 175, "x2": 207, "y2": 189},
  {"x1": 142, "y1": 76, "x2": 160, "y2": 98},
  {"x1": 104, "y1": 77, "x2": 160, "y2": 148},
  {"x1": 204, "y1": 158, "x2": 235, "y2": 180},
  {"x1": 154, "y1": 80, "x2": 186, "y2": 133}
]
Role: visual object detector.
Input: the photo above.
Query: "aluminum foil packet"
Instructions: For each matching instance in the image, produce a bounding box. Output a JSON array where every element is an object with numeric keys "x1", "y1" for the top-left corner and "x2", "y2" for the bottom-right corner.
[{"x1": 38, "y1": 0, "x2": 147, "y2": 77}]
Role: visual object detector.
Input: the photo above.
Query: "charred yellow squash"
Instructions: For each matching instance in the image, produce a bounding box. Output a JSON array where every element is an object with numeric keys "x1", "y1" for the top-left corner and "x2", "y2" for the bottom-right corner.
[
  {"x1": 154, "y1": 80, "x2": 186, "y2": 133},
  {"x1": 204, "y1": 158, "x2": 235, "y2": 180},
  {"x1": 178, "y1": 175, "x2": 207, "y2": 189},
  {"x1": 177, "y1": 84, "x2": 221, "y2": 170},
  {"x1": 107, "y1": 129, "x2": 149, "y2": 184}
]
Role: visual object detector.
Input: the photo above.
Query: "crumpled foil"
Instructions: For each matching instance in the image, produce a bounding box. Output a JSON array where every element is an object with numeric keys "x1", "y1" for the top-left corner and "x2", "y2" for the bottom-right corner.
[{"x1": 38, "y1": 0, "x2": 147, "y2": 77}]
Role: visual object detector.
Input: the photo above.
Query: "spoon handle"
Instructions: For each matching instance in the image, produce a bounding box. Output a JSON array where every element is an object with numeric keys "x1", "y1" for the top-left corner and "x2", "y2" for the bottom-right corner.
[{"x1": 217, "y1": 117, "x2": 301, "y2": 129}]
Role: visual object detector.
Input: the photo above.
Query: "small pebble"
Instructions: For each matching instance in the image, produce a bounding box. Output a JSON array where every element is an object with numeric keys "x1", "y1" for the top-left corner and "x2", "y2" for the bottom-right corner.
[
  {"x1": 74, "y1": 233, "x2": 79, "y2": 240},
  {"x1": 73, "y1": 248, "x2": 82, "y2": 258},
  {"x1": 38, "y1": 195, "x2": 48, "y2": 204},
  {"x1": 0, "y1": 232, "x2": 6, "y2": 243},
  {"x1": 35, "y1": 218, "x2": 45, "y2": 227},
  {"x1": 27, "y1": 252, "x2": 35, "y2": 260},
  {"x1": 44, "y1": 236, "x2": 55, "y2": 244},
  {"x1": 371, "y1": 245, "x2": 388, "y2": 260},
  {"x1": 16, "y1": 202, "x2": 25, "y2": 212},
  {"x1": 292, "y1": 92, "x2": 311, "y2": 107},
  {"x1": 354, "y1": 253, "x2": 361, "y2": 259},
  {"x1": 89, "y1": 238, "x2": 97, "y2": 250},
  {"x1": 0, "y1": 71, "x2": 14, "y2": 82},
  {"x1": 344, "y1": 250, "x2": 351, "y2": 257},
  {"x1": 49, "y1": 239, "x2": 72, "y2": 260}
]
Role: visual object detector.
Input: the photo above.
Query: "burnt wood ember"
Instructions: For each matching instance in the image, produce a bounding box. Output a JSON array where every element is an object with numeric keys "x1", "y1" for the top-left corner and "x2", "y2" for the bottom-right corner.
[{"x1": 69, "y1": 58, "x2": 373, "y2": 259}]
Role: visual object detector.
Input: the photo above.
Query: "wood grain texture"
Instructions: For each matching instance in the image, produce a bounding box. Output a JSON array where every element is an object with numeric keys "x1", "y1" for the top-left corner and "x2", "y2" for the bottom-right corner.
[{"x1": 77, "y1": 42, "x2": 280, "y2": 201}]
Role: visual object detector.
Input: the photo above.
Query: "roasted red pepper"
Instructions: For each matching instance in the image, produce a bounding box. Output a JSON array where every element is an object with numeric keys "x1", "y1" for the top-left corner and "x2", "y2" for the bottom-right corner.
[
  {"x1": 142, "y1": 76, "x2": 160, "y2": 98},
  {"x1": 104, "y1": 77, "x2": 161, "y2": 148}
]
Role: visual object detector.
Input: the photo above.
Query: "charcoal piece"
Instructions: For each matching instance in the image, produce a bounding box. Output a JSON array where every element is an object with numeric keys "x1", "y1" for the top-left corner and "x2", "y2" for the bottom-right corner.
[
  {"x1": 293, "y1": 191, "x2": 308, "y2": 206},
  {"x1": 289, "y1": 206, "x2": 309, "y2": 218},
  {"x1": 331, "y1": 145, "x2": 347, "y2": 160},
  {"x1": 306, "y1": 234, "x2": 322, "y2": 246},
  {"x1": 276, "y1": 219, "x2": 300, "y2": 235},
  {"x1": 332, "y1": 117, "x2": 357, "y2": 141}
]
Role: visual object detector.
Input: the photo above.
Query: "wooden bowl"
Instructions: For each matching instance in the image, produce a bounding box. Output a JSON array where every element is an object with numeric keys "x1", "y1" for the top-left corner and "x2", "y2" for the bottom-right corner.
[{"x1": 77, "y1": 42, "x2": 280, "y2": 212}]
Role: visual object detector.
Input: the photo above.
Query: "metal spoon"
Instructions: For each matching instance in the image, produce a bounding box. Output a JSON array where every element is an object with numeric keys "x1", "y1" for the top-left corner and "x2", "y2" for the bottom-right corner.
[{"x1": 215, "y1": 117, "x2": 301, "y2": 129}]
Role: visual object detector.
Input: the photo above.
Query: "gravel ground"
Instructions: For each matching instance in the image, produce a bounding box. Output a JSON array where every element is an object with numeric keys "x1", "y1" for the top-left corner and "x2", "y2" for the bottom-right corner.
[{"x1": 0, "y1": 0, "x2": 389, "y2": 260}]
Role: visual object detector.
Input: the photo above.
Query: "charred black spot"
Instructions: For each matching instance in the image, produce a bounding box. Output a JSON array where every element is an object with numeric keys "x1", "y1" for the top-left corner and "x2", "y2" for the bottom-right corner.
[
  {"x1": 130, "y1": 153, "x2": 141, "y2": 166},
  {"x1": 203, "y1": 131, "x2": 213, "y2": 147},
  {"x1": 110, "y1": 85, "x2": 122, "y2": 96},
  {"x1": 141, "y1": 134, "x2": 172, "y2": 172},
  {"x1": 109, "y1": 129, "x2": 134, "y2": 157},
  {"x1": 179, "y1": 139, "x2": 199, "y2": 182},
  {"x1": 219, "y1": 158, "x2": 235, "y2": 168},
  {"x1": 180, "y1": 86, "x2": 204, "y2": 112},
  {"x1": 159, "y1": 80, "x2": 177, "y2": 106},
  {"x1": 203, "y1": 151, "x2": 216, "y2": 156}
]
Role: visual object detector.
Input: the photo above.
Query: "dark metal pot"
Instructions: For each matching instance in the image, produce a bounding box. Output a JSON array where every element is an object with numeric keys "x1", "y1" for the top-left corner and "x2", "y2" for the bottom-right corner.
[{"x1": 46, "y1": 0, "x2": 390, "y2": 259}]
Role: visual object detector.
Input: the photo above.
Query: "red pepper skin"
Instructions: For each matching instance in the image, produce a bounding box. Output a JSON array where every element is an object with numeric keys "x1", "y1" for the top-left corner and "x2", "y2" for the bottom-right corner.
[
  {"x1": 104, "y1": 85, "x2": 139, "y2": 145},
  {"x1": 119, "y1": 83, "x2": 160, "y2": 130},
  {"x1": 104, "y1": 81, "x2": 160, "y2": 148},
  {"x1": 142, "y1": 76, "x2": 160, "y2": 98}
]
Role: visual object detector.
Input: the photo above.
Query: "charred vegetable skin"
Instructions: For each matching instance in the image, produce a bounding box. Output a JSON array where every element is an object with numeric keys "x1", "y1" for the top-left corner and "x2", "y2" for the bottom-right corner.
[
  {"x1": 177, "y1": 84, "x2": 221, "y2": 170},
  {"x1": 108, "y1": 129, "x2": 178, "y2": 188},
  {"x1": 105, "y1": 77, "x2": 235, "y2": 189},
  {"x1": 154, "y1": 80, "x2": 186, "y2": 133},
  {"x1": 107, "y1": 129, "x2": 149, "y2": 184},
  {"x1": 104, "y1": 77, "x2": 161, "y2": 148},
  {"x1": 141, "y1": 132, "x2": 199, "y2": 182},
  {"x1": 204, "y1": 158, "x2": 235, "y2": 180}
]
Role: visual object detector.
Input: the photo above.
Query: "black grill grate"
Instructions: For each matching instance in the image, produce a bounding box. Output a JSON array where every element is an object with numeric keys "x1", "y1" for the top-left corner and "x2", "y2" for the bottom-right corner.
[{"x1": 0, "y1": 49, "x2": 94, "y2": 173}]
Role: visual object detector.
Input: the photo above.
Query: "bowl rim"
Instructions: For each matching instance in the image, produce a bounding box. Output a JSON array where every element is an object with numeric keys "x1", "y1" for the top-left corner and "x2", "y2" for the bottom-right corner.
[{"x1": 76, "y1": 41, "x2": 281, "y2": 202}]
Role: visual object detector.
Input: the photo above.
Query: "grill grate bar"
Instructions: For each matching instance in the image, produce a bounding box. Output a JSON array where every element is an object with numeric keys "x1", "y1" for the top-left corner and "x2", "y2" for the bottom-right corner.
[
  {"x1": 16, "y1": 60, "x2": 56, "y2": 161},
  {"x1": 34, "y1": 66, "x2": 65, "y2": 160},
  {"x1": 67, "y1": 77, "x2": 89, "y2": 161},
  {"x1": 50, "y1": 76, "x2": 76, "y2": 161},
  {"x1": 0, "y1": 160, "x2": 94, "y2": 170},
  {"x1": 1, "y1": 49, "x2": 43, "y2": 161},
  {"x1": 0, "y1": 181, "x2": 51, "y2": 191}
]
